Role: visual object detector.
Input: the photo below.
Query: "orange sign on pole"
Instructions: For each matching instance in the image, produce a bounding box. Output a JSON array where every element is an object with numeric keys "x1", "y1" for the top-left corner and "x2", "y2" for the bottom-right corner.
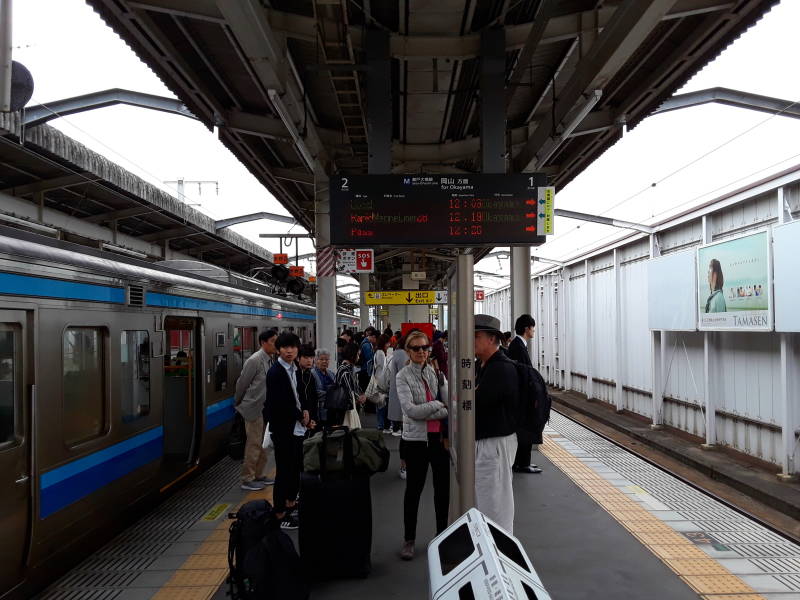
[
  {"x1": 308, "y1": 275, "x2": 317, "y2": 283},
  {"x1": 274, "y1": 253, "x2": 289, "y2": 265},
  {"x1": 289, "y1": 266, "x2": 305, "y2": 277}
]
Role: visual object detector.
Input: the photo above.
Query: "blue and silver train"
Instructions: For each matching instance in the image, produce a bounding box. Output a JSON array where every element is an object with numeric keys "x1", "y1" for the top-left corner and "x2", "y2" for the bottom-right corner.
[{"x1": 0, "y1": 225, "x2": 355, "y2": 598}]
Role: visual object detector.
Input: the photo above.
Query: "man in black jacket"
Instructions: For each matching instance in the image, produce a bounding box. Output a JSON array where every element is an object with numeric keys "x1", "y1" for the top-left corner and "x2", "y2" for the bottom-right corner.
[
  {"x1": 507, "y1": 314, "x2": 543, "y2": 475},
  {"x1": 266, "y1": 332, "x2": 313, "y2": 529},
  {"x1": 474, "y1": 314, "x2": 519, "y2": 534}
]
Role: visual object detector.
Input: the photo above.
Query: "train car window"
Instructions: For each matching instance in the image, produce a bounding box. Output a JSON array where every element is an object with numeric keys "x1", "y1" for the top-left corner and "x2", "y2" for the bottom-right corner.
[
  {"x1": 121, "y1": 331, "x2": 151, "y2": 423},
  {"x1": 232, "y1": 327, "x2": 256, "y2": 374},
  {"x1": 63, "y1": 327, "x2": 106, "y2": 446},
  {"x1": 213, "y1": 354, "x2": 228, "y2": 392},
  {"x1": 0, "y1": 328, "x2": 17, "y2": 445}
]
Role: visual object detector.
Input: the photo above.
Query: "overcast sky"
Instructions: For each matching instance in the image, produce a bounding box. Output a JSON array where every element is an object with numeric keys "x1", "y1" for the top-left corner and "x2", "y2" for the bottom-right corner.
[{"x1": 11, "y1": 1, "x2": 800, "y2": 293}]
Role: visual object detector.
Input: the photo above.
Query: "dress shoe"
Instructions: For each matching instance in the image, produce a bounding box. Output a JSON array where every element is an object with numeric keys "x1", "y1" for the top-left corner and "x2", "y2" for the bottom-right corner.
[
  {"x1": 513, "y1": 465, "x2": 543, "y2": 474},
  {"x1": 400, "y1": 540, "x2": 415, "y2": 561}
]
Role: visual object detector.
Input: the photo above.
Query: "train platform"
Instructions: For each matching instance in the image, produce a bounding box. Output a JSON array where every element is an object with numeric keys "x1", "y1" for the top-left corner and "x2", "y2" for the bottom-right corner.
[
  {"x1": 39, "y1": 412, "x2": 800, "y2": 600},
  {"x1": 551, "y1": 389, "x2": 800, "y2": 527}
]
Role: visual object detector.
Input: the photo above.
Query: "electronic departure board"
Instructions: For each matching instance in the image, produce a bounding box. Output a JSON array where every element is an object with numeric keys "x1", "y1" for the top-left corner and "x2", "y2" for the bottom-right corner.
[{"x1": 329, "y1": 173, "x2": 551, "y2": 247}]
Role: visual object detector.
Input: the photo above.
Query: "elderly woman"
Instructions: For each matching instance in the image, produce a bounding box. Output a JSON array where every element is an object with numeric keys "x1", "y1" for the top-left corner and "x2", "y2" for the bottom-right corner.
[
  {"x1": 396, "y1": 330, "x2": 449, "y2": 561},
  {"x1": 312, "y1": 348, "x2": 336, "y2": 425}
]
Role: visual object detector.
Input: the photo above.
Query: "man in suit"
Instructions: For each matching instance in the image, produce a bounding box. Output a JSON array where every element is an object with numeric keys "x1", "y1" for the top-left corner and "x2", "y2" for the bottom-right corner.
[
  {"x1": 507, "y1": 314, "x2": 543, "y2": 474},
  {"x1": 266, "y1": 332, "x2": 314, "y2": 529}
]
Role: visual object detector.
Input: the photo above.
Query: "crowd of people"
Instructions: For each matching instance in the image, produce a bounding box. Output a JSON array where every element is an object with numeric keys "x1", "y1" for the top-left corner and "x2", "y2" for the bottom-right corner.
[{"x1": 232, "y1": 313, "x2": 545, "y2": 559}]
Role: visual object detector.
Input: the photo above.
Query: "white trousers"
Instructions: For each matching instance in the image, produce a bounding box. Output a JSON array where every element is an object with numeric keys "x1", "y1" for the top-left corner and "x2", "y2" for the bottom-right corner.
[{"x1": 475, "y1": 433, "x2": 518, "y2": 534}]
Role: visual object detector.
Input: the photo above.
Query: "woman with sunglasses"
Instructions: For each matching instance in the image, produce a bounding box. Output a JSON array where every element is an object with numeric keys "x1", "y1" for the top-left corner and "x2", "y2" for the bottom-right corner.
[{"x1": 395, "y1": 330, "x2": 449, "y2": 561}]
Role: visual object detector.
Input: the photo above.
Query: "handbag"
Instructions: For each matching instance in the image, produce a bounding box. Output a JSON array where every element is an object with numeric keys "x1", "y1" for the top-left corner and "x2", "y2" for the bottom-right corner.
[
  {"x1": 364, "y1": 374, "x2": 387, "y2": 408},
  {"x1": 342, "y1": 403, "x2": 361, "y2": 430},
  {"x1": 262, "y1": 422, "x2": 273, "y2": 449}
]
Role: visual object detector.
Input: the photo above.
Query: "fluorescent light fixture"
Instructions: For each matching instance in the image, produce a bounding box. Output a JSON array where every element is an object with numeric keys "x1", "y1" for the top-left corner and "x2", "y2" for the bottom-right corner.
[
  {"x1": 101, "y1": 243, "x2": 148, "y2": 259},
  {"x1": 0, "y1": 213, "x2": 59, "y2": 236},
  {"x1": 268, "y1": 89, "x2": 316, "y2": 172}
]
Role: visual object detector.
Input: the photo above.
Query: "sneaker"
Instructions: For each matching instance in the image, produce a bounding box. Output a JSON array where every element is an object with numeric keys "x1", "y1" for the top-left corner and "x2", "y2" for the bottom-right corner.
[
  {"x1": 400, "y1": 540, "x2": 415, "y2": 561},
  {"x1": 254, "y1": 477, "x2": 275, "y2": 485},
  {"x1": 399, "y1": 466, "x2": 407, "y2": 480},
  {"x1": 391, "y1": 430, "x2": 402, "y2": 437},
  {"x1": 383, "y1": 428, "x2": 393, "y2": 434},
  {"x1": 240, "y1": 481, "x2": 266, "y2": 491},
  {"x1": 280, "y1": 515, "x2": 299, "y2": 530}
]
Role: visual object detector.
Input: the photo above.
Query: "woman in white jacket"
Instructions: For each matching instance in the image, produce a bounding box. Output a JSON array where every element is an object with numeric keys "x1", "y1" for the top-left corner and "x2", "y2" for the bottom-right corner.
[{"x1": 395, "y1": 330, "x2": 449, "y2": 561}]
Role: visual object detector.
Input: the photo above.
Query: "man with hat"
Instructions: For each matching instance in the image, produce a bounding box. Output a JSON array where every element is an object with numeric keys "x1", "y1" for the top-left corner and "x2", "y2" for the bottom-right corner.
[
  {"x1": 474, "y1": 314, "x2": 520, "y2": 534},
  {"x1": 508, "y1": 314, "x2": 543, "y2": 474}
]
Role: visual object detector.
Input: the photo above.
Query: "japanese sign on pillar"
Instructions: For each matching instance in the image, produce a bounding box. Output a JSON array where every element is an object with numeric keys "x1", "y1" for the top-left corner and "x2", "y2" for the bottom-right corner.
[
  {"x1": 337, "y1": 249, "x2": 375, "y2": 273},
  {"x1": 475, "y1": 290, "x2": 485, "y2": 301}
]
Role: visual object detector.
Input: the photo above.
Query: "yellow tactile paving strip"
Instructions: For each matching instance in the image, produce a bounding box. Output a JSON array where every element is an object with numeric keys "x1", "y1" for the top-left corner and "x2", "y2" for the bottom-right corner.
[
  {"x1": 151, "y1": 479, "x2": 274, "y2": 600},
  {"x1": 540, "y1": 436, "x2": 768, "y2": 600}
]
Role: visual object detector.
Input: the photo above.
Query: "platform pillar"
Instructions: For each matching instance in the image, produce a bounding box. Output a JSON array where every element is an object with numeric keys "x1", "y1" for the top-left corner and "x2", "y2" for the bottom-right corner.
[
  {"x1": 701, "y1": 215, "x2": 716, "y2": 448},
  {"x1": 613, "y1": 249, "x2": 624, "y2": 412},
  {"x1": 585, "y1": 259, "x2": 594, "y2": 401},
  {"x1": 511, "y1": 246, "x2": 532, "y2": 360},
  {"x1": 455, "y1": 250, "x2": 476, "y2": 513},
  {"x1": 0, "y1": 0, "x2": 11, "y2": 112},
  {"x1": 315, "y1": 178, "x2": 337, "y2": 358},
  {"x1": 358, "y1": 273, "x2": 370, "y2": 328}
]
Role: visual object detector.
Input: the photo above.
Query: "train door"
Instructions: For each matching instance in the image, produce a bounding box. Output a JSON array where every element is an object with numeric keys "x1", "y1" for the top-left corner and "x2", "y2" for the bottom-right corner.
[
  {"x1": 0, "y1": 309, "x2": 31, "y2": 594},
  {"x1": 161, "y1": 317, "x2": 202, "y2": 477}
]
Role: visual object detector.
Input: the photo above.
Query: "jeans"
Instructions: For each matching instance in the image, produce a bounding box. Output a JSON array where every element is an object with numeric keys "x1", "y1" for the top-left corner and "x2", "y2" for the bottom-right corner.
[
  {"x1": 376, "y1": 404, "x2": 388, "y2": 429},
  {"x1": 403, "y1": 433, "x2": 450, "y2": 542}
]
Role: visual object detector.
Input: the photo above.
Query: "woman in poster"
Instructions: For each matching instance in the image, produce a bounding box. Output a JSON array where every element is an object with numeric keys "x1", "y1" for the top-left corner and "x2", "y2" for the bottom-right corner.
[{"x1": 705, "y1": 259, "x2": 727, "y2": 313}]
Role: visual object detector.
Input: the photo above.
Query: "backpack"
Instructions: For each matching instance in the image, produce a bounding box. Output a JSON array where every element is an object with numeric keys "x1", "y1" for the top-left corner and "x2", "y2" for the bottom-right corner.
[
  {"x1": 227, "y1": 499, "x2": 309, "y2": 600},
  {"x1": 514, "y1": 362, "x2": 552, "y2": 443},
  {"x1": 325, "y1": 382, "x2": 353, "y2": 412},
  {"x1": 228, "y1": 413, "x2": 246, "y2": 460}
]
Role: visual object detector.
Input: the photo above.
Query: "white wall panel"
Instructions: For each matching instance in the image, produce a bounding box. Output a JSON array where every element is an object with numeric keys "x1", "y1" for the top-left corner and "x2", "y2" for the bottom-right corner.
[
  {"x1": 589, "y1": 265, "x2": 615, "y2": 383},
  {"x1": 480, "y1": 173, "x2": 800, "y2": 471},
  {"x1": 716, "y1": 332, "x2": 780, "y2": 423},
  {"x1": 568, "y1": 273, "x2": 587, "y2": 377}
]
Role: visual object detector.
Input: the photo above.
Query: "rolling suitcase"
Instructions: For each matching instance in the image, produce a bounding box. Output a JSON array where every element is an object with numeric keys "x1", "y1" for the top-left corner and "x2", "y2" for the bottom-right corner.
[{"x1": 299, "y1": 427, "x2": 372, "y2": 579}]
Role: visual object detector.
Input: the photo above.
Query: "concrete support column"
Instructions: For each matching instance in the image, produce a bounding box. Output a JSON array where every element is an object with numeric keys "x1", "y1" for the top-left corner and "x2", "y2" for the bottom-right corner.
[
  {"x1": 563, "y1": 269, "x2": 572, "y2": 391},
  {"x1": 0, "y1": 0, "x2": 12, "y2": 112},
  {"x1": 701, "y1": 215, "x2": 716, "y2": 448},
  {"x1": 315, "y1": 178, "x2": 337, "y2": 357},
  {"x1": 511, "y1": 246, "x2": 532, "y2": 349},
  {"x1": 359, "y1": 273, "x2": 370, "y2": 328},
  {"x1": 455, "y1": 250, "x2": 475, "y2": 513}
]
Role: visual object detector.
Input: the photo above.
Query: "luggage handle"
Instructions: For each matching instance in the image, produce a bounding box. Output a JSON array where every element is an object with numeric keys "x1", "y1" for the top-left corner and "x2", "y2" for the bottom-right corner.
[{"x1": 319, "y1": 425, "x2": 355, "y2": 477}]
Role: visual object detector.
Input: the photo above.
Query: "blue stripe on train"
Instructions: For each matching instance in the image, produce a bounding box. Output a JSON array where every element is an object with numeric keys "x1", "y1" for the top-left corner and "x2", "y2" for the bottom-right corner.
[
  {"x1": 39, "y1": 427, "x2": 163, "y2": 519},
  {"x1": 0, "y1": 271, "x2": 125, "y2": 303},
  {"x1": 145, "y1": 291, "x2": 315, "y2": 320},
  {"x1": 206, "y1": 396, "x2": 235, "y2": 430}
]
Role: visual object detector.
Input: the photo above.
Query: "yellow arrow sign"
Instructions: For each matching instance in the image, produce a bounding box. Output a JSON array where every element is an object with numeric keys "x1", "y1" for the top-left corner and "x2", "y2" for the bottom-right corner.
[{"x1": 365, "y1": 290, "x2": 448, "y2": 305}]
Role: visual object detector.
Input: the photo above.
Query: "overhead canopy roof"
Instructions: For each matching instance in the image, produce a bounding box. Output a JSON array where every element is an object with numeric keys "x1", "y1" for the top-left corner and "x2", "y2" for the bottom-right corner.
[{"x1": 83, "y1": 0, "x2": 776, "y2": 286}]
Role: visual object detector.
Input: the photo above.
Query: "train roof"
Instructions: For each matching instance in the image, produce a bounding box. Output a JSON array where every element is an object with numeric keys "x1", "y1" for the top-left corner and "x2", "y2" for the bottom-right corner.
[{"x1": 0, "y1": 225, "x2": 354, "y2": 318}]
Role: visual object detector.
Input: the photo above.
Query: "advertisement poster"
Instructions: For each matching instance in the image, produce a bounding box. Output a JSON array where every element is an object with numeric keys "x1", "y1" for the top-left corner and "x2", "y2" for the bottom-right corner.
[{"x1": 697, "y1": 230, "x2": 771, "y2": 331}]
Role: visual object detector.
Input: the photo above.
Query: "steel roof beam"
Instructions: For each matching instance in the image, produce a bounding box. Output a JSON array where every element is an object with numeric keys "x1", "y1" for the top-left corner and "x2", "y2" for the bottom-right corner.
[
  {"x1": 215, "y1": 212, "x2": 295, "y2": 230},
  {"x1": 262, "y1": 1, "x2": 727, "y2": 60},
  {"x1": 85, "y1": 205, "x2": 156, "y2": 224},
  {"x1": 216, "y1": 0, "x2": 328, "y2": 180},
  {"x1": 653, "y1": 87, "x2": 800, "y2": 120},
  {"x1": 24, "y1": 89, "x2": 197, "y2": 127},
  {"x1": 514, "y1": 0, "x2": 677, "y2": 172},
  {"x1": 1, "y1": 172, "x2": 100, "y2": 195},
  {"x1": 139, "y1": 225, "x2": 199, "y2": 242}
]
